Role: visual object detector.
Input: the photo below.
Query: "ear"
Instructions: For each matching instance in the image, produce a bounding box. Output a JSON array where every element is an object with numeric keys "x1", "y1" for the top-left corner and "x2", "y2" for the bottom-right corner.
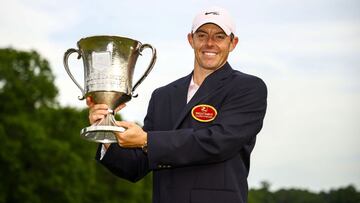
[
  {"x1": 229, "y1": 36, "x2": 239, "y2": 52},
  {"x1": 187, "y1": 33, "x2": 194, "y2": 48}
]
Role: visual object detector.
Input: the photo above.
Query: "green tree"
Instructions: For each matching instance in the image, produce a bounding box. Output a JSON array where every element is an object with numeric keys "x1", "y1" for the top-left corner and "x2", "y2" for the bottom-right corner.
[
  {"x1": 0, "y1": 48, "x2": 58, "y2": 114},
  {"x1": 248, "y1": 181, "x2": 360, "y2": 203},
  {"x1": 0, "y1": 48, "x2": 152, "y2": 203},
  {"x1": 248, "y1": 181, "x2": 276, "y2": 203},
  {"x1": 321, "y1": 185, "x2": 360, "y2": 203},
  {"x1": 274, "y1": 188, "x2": 326, "y2": 203}
]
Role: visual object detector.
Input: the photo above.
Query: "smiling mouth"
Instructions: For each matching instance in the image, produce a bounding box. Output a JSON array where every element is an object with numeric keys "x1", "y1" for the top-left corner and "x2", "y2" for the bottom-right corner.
[{"x1": 203, "y1": 51, "x2": 217, "y2": 56}]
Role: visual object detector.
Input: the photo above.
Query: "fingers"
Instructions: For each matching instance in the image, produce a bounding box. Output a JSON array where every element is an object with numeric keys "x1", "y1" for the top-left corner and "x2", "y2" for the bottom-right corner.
[
  {"x1": 116, "y1": 121, "x2": 133, "y2": 129},
  {"x1": 88, "y1": 103, "x2": 109, "y2": 125},
  {"x1": 89, "y1": 104, "x2": 108, "y2": 113},
  {"x1": 89, "y1": 113, "x2": 105, "y2": 125},
  {"x1": 114, "y1": 122, "x2": 147, "y2": 148},
  {"x1": 115, "y1": 131, "x2": 129, "y2": 147},
  {"x1": 115, "y1": 132, "x2": 140, "y2": 148},
  {"x1": 87, "y1": 96, "x2": 127, "y2": 125}
]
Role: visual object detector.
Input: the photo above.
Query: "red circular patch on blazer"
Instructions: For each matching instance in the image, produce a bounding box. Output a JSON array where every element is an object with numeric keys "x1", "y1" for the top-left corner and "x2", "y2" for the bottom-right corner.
[{"x1": 191, "y1": 104, "x2": 218, "y2": 122}]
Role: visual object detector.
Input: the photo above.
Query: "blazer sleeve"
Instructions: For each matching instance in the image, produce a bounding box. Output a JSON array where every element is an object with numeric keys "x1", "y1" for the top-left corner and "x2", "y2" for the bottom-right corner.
[
  {"x1": 95, "y1": 144, "x2": 149, "y2": 182},
  {"x1": 94, "y1": 91, "x2": 157, "y2": 182},
  {"x1": 147, "y1": 77, "x2": 267, "y2": 169}
]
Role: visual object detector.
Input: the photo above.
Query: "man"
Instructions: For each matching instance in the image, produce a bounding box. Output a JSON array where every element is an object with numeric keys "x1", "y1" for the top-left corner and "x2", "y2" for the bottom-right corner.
[{"x1": 88, "y1": 6, "x2": 267, "y2": 203}]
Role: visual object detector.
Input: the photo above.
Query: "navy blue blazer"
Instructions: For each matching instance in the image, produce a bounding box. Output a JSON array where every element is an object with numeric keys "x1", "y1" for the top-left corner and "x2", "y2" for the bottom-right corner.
[{"x1": 96, "y1": 63, "x2": 267, "y2": 203}]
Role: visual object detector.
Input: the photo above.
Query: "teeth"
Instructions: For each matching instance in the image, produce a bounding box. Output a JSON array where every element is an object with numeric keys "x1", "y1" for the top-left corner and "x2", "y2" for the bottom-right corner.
[{"x1": 204, "y1": 52, "x2": 216, "y2": 56}]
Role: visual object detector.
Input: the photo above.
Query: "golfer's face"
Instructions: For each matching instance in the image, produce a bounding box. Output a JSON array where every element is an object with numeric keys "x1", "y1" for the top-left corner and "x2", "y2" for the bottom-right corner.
[{"x1": 189, "y1": 23, "x2": 237, "y2": 71}]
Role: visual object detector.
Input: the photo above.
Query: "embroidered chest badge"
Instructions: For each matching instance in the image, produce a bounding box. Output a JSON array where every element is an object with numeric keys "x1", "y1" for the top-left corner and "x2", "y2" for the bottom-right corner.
[{"x1": 191, "y1": 104, "x2": 218, "y2": 122}]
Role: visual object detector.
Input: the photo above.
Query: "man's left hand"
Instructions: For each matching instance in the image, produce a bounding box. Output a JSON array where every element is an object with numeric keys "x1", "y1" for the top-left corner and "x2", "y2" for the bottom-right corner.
[{"x1": 115, "y1": 121, "x2": 147, "y2": 148}]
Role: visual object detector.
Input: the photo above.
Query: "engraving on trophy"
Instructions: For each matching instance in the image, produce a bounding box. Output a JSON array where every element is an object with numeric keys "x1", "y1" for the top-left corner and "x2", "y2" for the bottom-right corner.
[
  {"x1": 92, "y1": 51, "x2": 112, "y2": 71},
  {"x1": 86, "y1": 74, "x2": 127, "y2": 92}
]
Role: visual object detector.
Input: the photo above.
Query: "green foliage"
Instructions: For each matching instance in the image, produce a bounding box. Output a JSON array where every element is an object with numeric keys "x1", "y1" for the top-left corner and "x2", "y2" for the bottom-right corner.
[
  {"x1": 0, "y1": 48, "x2": 152, "y2": 203},
  {"x1": 0, "y1": 48, "x2": 58, "y2": 114},
  {"x1": 248, "y1": 181, "x2": 360, "y2": 203},
  {"x1": 320, "y1": 185, "x2": 360, "y2": 203},
  {"x1": 248, "y1": 181, "x2": 276, "y2": 203},
  {"x1": 274, "y1": 189, "x2": 326, "y2": 203}
]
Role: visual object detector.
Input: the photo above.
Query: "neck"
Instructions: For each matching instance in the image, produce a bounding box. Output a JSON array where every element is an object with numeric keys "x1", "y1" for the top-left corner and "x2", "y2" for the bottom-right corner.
[{"x1": 192, "y1": 62, "x2": 226, "y2": 86}]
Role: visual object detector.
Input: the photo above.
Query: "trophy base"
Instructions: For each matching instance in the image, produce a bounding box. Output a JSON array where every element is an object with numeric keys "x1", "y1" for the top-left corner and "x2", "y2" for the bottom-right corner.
[
  {"x1": 80, "y1": 113, "x2": 125, "y2": 143},
  {"x1": 80, "y1": 126, "x2": 125, "y2": 143}
]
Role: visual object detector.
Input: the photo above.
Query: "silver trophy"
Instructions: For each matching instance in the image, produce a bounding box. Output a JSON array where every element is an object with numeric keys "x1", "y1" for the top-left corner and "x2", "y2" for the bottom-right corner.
[{"x1": 63, "y1": 35, "x2": 156, "y2": 143}]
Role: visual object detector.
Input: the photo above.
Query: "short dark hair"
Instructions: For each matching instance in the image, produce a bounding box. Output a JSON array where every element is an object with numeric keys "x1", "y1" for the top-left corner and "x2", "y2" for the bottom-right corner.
[
  {"x1": 230, "y1": 33, "x2": 235, "y2": 41},
  {"x1": 191, "y1": 32, "x2": 235, "y2": 41}
]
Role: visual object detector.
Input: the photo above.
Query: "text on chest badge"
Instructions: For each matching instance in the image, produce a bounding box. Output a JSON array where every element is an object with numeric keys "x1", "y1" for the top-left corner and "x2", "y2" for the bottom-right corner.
[{"x1": 191, "y1": 104, "x2": 218, "y2": 122}]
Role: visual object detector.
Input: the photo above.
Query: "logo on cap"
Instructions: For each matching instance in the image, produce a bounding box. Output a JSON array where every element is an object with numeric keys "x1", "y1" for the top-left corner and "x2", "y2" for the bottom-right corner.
[
  {"x1": 205, "y1": 11, "x2": 219, "y2": 15},
  {"x1": 191, "y1": 104, "x2": 218, "y2": 122}
]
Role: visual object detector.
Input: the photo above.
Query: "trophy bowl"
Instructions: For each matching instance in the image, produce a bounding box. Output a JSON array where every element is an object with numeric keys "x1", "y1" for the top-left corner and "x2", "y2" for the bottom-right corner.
[{"x1": 63, "y1": 35, "x2": 156, "y2": 143}]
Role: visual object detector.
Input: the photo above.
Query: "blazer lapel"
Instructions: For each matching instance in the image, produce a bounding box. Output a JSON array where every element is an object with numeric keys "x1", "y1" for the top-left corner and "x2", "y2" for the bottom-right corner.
[
  {"x1": 169, "y1": 73, "x2": 192, "y2": 126},
  {"x1": 172, "y1": 63, "x2": 233, "y2": 129}
]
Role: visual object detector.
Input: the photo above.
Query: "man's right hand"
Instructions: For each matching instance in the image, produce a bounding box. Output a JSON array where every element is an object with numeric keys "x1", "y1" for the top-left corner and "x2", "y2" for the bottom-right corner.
[
  {"x1": 86, "y1": 96, "x2": 126, "y2": 149},
  {"x1": 86, "y1": 96, "x2": 126, "y2": 125}
]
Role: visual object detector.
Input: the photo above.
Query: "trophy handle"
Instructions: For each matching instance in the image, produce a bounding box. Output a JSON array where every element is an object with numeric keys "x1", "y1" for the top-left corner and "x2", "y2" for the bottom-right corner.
[
  {"x1": 63, "y1": 48, "x2": 86, "y2": 100},
  {"x1": 132, "y1": 44, "x2": 157, "y2": 94}
]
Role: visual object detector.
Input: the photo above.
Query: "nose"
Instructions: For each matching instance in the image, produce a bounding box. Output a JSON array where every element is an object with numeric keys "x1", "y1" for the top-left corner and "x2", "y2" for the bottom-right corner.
[{"x1": 205, "y1": 35, "x2": 216, "y2": 47}]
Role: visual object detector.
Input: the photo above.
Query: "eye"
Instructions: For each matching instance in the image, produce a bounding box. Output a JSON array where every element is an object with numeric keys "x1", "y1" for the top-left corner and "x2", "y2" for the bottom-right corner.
[
  {"x1": 215, "y1": 34, "x2": 227, "y2": 41},
  {"x1": 195, "y1": 32, "x2": 208, "y2": 40}
]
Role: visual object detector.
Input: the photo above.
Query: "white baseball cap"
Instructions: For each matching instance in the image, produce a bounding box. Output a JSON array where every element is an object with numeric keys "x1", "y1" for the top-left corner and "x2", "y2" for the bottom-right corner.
[{"x1": 191, "y1": 6, "x2": 236, "y2": 35}]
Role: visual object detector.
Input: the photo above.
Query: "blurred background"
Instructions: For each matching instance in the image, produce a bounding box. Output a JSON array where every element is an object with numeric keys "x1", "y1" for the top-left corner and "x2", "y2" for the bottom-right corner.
[{"x1": 1, "y1": 0, "x2": 359, "y2": 202}]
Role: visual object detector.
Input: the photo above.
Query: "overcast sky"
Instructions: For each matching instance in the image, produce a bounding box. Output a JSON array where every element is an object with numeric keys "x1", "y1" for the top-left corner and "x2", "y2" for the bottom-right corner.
[{"x1": 1, "y1": 0, "x2": 359, "y2": 192}]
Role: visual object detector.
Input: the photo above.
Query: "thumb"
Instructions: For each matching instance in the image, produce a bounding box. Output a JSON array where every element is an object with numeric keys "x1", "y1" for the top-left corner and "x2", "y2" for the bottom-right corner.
[
  {"x1": 116, "y1": 121, "x2": 132, "y2": 129},
  {"x1": 86, "y1": 96, "x2": 94, "y2": 107}
]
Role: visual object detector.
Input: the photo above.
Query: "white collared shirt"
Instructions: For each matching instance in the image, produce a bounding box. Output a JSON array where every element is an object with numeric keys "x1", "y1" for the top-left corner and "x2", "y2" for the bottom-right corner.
[{"x1": 187, "y1": 75, "x2": 200, "y2": 103}]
